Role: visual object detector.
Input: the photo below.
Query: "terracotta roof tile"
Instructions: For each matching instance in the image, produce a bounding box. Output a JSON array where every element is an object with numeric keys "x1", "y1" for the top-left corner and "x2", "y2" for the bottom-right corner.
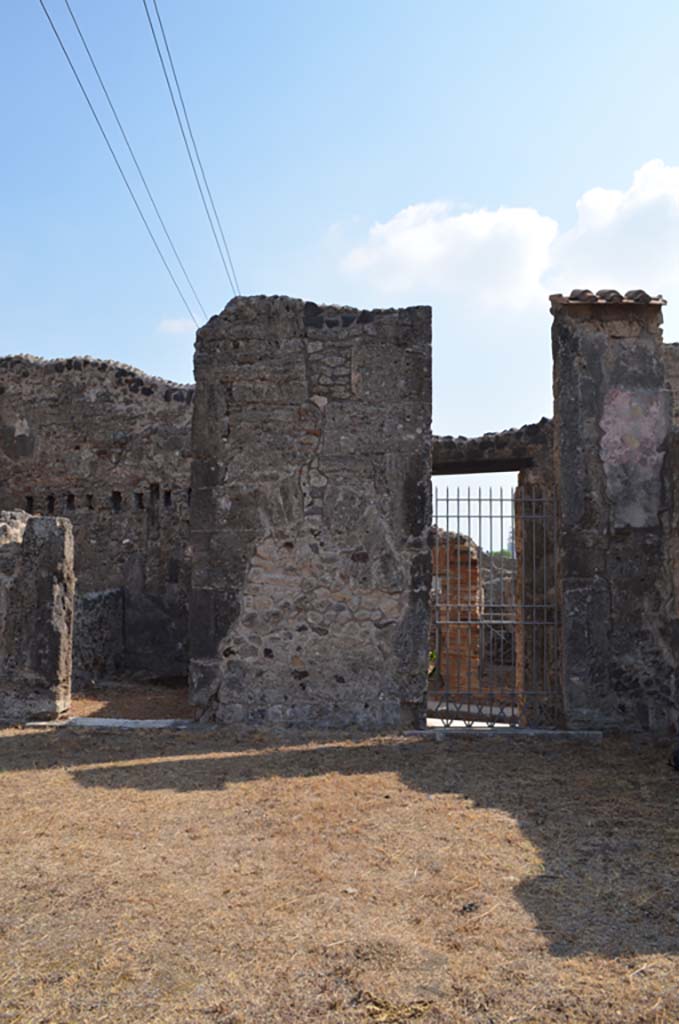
[{"x1": 550, "y1": 289, "x2": 666, "y2": 306}]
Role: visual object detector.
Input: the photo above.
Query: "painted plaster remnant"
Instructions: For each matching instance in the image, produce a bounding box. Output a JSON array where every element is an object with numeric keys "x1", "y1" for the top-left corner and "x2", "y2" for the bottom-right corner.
[{"x1": 600, "y1": 388, "x2": 671, "y2": 528}]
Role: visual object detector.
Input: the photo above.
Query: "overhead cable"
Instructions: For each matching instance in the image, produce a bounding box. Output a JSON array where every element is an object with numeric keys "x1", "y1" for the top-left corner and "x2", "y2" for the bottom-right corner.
[
  {"x1": 150, "y1": 0, "x2": 240, "y2": 295},
  {"x1": 37, "y1": 0, "x2": 200, "y2": 327},
  {"x1": 141, "y1": 0, "x2": 240, "y2": 296},
  {"x1": 62, "y1": 0, "x2": 208, "y2": 321}
]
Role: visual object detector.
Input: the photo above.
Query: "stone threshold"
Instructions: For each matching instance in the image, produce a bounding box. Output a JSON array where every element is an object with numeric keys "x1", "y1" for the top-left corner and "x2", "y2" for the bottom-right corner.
[
  {"x1": 16, "y1": 719, "x2": 602, "y2": 741},
  {"x1": 23, "y1": 716, "x2": 205, "y2": 731},
  {"x1": 409, "y1": 727, "x2": 603, "y2": 742}
]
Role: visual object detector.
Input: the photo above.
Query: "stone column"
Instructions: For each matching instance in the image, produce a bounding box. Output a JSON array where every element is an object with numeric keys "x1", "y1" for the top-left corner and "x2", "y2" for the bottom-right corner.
[
  {"x1": 0, "y1": 511, "x2": 75, "y2": 721},
  {"x1": 551, "y1": 289, "x2": 676, "y2": 732},
  {"x1": 189, "y1": 295, "x2": 432, "y2": 729}
]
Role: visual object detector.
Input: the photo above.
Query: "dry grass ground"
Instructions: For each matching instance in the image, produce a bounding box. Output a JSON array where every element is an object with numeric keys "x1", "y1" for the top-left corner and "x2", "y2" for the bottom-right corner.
[
  {"x1": 70, "y1": 679, "x2": 192, "y2": 721},
  {"x1": 1, "y1": 726, "x2": 678, "y2": 1024}
]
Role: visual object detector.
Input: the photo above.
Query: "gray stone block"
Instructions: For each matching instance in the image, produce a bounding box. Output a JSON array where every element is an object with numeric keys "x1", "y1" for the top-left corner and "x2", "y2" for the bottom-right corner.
[{"x1": 0, "y1": 511, "x2": 75, "y2": 721}]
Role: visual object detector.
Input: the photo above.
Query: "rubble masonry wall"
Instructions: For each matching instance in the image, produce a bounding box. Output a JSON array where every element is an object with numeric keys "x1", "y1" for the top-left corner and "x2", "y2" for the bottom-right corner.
[
  {"x1": 189, "y1": 295, "x2": 432, "y2": 728},
  {"x1": 0, "y1": 356, "x2": 193, "y2": 683}
]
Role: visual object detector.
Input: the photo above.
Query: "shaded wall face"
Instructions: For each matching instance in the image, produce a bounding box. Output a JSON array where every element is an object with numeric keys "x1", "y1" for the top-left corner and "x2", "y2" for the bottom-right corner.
[
  {"x1": 189, "y1": 295, "x2": 432, "y2": 728},
  {"x1": 551, "y1": 298, "x2": 677, "y2": 733},
  {"x1": 513, "y1": 472, "x2": 561, "y2": 726},
  {"x1": 0, "y1": 357, "x2": 193, "y2": 681},
  {"x1": 0, "y1": 511, "x2": 75, "y2": 721},
  {"x1": 662, "y1": 344, "x2": 679, "y2": 428}
]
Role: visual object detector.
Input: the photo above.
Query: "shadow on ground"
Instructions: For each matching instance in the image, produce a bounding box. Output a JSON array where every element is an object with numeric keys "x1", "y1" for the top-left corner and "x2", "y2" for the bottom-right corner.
[{"x1": 2, "y1": 726, "x2": 677, "y2": 960}]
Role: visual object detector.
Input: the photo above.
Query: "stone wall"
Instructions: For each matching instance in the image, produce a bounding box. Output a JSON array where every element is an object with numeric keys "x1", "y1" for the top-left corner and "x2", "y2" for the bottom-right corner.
[
  {"x1": 662, "y1": 343, "x2": 679, "y2": 426},
  {"x1": 551, "y1": 290, "x2": 677, "y2": 733},
  {"x1": 6, "y1": 288, "x2": 678, "y2": 736},
  {"x1": 0, "y1": 510, "x2": 75, "y2": 721},
  {"x1": 0, "y1": 356, "x2": 193, "y2": 682},
  {"x1": 189, "y1": 295, "x2": 432, "y2": 728}
]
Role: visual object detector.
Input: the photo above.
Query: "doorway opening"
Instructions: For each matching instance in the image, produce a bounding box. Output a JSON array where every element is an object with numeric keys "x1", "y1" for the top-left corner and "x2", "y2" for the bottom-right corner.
[{"x1": 428, "y1": 473, "x2": 560, "y2": 728}]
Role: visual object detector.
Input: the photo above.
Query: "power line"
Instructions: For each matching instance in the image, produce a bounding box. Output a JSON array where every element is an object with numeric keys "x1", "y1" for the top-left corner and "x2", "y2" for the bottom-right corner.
[
  {"x1": 151, "y1": 0, "x2": 240, "y2": 296},
  {"x1": 140, "y1": 0, "x2": 241, "y2": 296},
  {"x1": 37, "y1": 0, "x2": 201, "y2": 327},
  {"x1": 62, "y1": 0, "x2": 208, "y2": 322},
  {"x1": 140, "y1": 0, "x2": 237, "y2": 296}
]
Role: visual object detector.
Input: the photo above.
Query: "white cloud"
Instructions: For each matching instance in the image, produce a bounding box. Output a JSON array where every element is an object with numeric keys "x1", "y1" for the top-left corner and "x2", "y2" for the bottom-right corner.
[
  {"x1": 547, "y1": 160, "x2": 679, "y2": 298},
  {"x1": 339, "y1": 159, "x2": 679, "y2": 436},
  {"x1": 342, "y1": 160, "x2": 679, "y2": 319},
  {"x1": 343, "y1": 201, "x2": 557, "y2": 310},
  {"x1": 157, "y1": 318, "x2": 195, "y2": 335}
]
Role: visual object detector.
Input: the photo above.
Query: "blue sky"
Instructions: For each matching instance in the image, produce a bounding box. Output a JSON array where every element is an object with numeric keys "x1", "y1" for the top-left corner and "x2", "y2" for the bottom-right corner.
[{"x1": 5, "y1": 0, "x2": 679, "y2": 445}]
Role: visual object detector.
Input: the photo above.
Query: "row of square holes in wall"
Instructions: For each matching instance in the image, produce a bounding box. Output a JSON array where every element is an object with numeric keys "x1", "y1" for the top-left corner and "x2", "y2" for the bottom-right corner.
[{"x1": 24, "y1": 487, "x2": 192, "y2": 514}]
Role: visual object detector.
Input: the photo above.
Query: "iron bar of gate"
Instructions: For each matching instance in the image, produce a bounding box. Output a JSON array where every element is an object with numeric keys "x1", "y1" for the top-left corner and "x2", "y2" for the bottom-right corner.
[
  {"x1": 533, "y1": 485, "x2": 538, "y2": 720},
  {"x1": 467, "y1": 487, "x2": 473, "y2": 724},
  {"x1": 429, "y1": 481, "x2": 560, "y2": 728},
  {"x1": 488, "y1": 487, "x2": 494, "y2": 710},
  {"x1": 543, "y1": 485, "x2": 548, "y2": 714}
]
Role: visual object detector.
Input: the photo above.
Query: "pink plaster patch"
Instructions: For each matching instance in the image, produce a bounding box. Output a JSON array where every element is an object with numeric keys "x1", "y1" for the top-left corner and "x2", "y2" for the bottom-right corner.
[{"x1": 599, "y1": 388, "x2": 668, "y2": 528}]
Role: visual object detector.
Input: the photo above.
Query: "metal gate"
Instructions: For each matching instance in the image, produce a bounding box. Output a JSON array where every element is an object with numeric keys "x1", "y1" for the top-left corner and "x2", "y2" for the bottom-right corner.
[{"x1": 428, "y1": 484, "x2": 561, "y2": 728}]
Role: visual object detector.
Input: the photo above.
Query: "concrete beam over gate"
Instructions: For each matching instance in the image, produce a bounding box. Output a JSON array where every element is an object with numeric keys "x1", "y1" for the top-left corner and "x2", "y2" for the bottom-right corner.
[{"x1": 433, "y1": 419, "x2": 552, "y2": 476}]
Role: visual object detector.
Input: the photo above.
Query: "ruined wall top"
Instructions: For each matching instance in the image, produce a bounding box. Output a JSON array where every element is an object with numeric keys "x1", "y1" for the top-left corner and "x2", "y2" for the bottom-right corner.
[
  {"x1": 0, "y1": 352, "x2": 194, "y2": 483},
  {"x1": 0, "y1": 353, "x2": 193, "y2": 401},
  {"x1": 197, "y1": 293, "x2": 429, "y2": 347}
]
